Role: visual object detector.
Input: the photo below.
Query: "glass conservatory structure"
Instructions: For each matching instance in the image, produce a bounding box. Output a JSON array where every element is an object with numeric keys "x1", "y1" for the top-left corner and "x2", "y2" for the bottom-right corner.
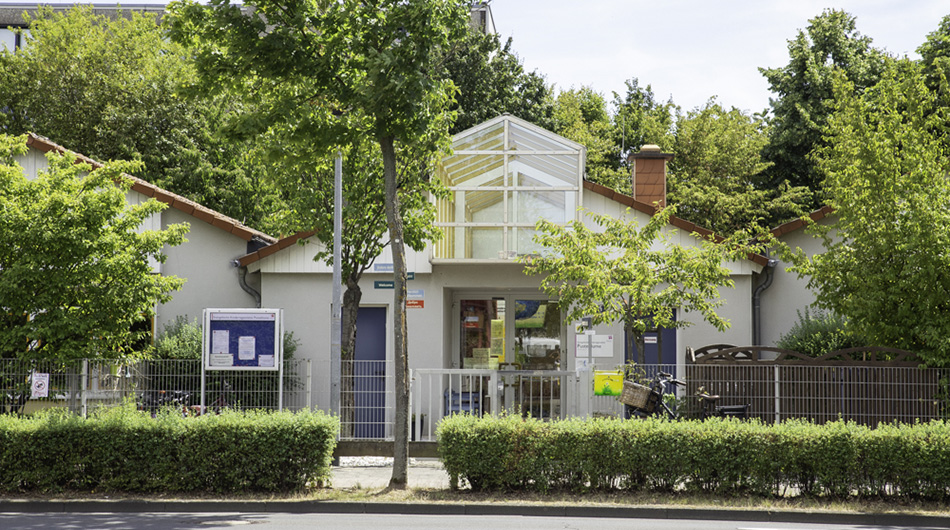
[{"x1": 434, "y1": 115, "x2": 586, "y2": 261}]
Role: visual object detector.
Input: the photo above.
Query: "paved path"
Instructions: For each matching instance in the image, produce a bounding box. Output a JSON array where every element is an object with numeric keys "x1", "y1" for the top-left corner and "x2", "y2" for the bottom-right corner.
[{"x1": 332, "y1": 457, "x2": 450, "y2": 489}]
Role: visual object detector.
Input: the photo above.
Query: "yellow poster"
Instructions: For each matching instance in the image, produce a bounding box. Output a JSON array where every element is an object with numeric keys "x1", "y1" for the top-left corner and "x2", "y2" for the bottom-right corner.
[{"x1": 491, "y1": 319, "x2": 505, "y2": 362}]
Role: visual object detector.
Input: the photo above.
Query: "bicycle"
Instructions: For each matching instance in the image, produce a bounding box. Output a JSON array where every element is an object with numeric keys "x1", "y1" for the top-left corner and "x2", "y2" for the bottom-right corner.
[
  {"x1": 619, "y1": 371, "x2": 686, "y2": 419},
  {"x1": 697, "y1": 390, "x2": 750, "y2": 420}
]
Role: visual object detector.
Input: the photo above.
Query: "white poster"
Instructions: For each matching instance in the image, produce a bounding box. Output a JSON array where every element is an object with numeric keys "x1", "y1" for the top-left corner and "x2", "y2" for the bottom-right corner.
[
  {"x1": 259, "y1": 355, "x2": 275, "y2": 368},
  {"x1": 212, "y1": 330, "x2": 229, "y2": 354},
  {"x1": 31, "y1": 372, "x2": 50, "y2": 398},
  {"x1": 238, "y1": 336, "x2": 256, "y2": 360},
  {"x1": 575, "y1": 334, "x2": 614, "y2": 357}
]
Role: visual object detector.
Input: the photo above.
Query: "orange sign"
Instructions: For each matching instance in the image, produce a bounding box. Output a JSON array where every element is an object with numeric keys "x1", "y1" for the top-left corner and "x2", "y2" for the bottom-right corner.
[{"x1": 407, "y1": 300, "x2": 424, "y2": 309}]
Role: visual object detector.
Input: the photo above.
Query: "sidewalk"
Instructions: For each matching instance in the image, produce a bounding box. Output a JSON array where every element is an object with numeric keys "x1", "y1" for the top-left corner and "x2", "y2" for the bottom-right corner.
[
  {"x1": 332, "y1": 457, "x2": 450, "y2": 489},
  {"x1": 2, "y1": 460, "x2": 950, "y2": 528}
]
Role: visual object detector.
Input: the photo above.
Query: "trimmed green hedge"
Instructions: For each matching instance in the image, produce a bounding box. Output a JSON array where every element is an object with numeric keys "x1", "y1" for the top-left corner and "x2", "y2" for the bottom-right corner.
[
  {"x1": 437, "y1": 414, "x2": 950, "y2": 499},
  {"x1": 0, "y1": 404, "x2": 338, "y2": 493}
]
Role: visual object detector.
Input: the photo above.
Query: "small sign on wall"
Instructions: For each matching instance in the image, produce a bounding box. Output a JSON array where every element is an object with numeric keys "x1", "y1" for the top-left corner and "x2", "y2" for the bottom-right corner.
[
  {"x1": 31, "y1": 372, "x2": 50, "y2": 399},
  {"x1": 575, "y1": 334, "x2": 614, "y2": 357}
]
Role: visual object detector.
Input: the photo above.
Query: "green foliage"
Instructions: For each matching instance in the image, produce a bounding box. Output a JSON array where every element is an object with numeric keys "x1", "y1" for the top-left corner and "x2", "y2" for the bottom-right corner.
[
  {"x1": 522, "y1": 207, "x2": 757, "y2": 365},
  {"x1": 153, "y1": 317, "x2": 203, "y2": 360},
  {"x1": 0, "y1": 6, "x2": 279, "y2": 228},
  {"x1": 443, "y1": 29, "x2": 554, "y2": 134},
  {"x1": 0, "y1": 403, "x2": 338, "y2": 493},
  {"x1": 668, "y1": 99, "x2": 813, "y2": 235},
  {"x1": 917, "y1": 15, "x2": 950, "y2": 97},
  {"x1": 760, "y1": 9, "x2": 889, "y2": 198},
  {"x1": 438, "y1": 415, "x2": 950, "y2": 499},
  {"x1": 0, "y1": 135, "x2": 186, "y2": 361},
  {"x1": 775, "y1": 309, "x2": 868, "y2": 357},
  {"x1": 553, "y1": 87, "x2": 628, "y2": 192},
  {"x1": 804, "y1": 59, "x2": 950, "y2": 366}
]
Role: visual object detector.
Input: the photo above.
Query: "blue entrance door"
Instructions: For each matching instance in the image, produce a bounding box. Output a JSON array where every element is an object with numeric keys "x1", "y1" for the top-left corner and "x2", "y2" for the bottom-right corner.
[
  {"x1": 354, "y1": 307, "x2": 386, "y2": 438},
  {"x1": 626, "y1": 312, "x2": 677, "y2": 367}
]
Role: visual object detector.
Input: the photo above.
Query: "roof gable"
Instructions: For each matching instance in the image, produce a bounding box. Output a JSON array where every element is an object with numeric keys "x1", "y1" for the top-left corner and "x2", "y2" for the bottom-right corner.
[{"x1": 25, "y1": 133, "x2": 276, "y2": 244}]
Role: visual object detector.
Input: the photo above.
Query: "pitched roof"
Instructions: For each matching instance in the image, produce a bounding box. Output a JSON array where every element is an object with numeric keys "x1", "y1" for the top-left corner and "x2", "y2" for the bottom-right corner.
[
  {"x1": 236, "y1": 179, "x2": 771, "y2": 268},
  {"x1": 25, "y1": 133, "x2": 276, "y2": 244},
  {"x1": 769, "y1": 205, "x2": 835, "y2": 237},
  {"x1": 582, "y1": 180, "x2": 770, "y2": 267}
]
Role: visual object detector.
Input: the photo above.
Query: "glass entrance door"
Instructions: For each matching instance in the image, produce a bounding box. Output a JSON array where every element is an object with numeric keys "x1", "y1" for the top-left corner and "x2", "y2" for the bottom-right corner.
[
  {"x1": 457, "y1": 296, "x2": 563, "y2": 418},
  {"x1": 458, "y1": 297, "x2": 562, "y2": 370}
]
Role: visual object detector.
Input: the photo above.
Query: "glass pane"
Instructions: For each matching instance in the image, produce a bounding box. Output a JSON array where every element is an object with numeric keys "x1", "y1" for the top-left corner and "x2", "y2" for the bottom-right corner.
[
  {"x1": 460, "y1": 300, "x2": 505, "y2": 369},
  {"x1": 509, "y1": 190, "x2": 575, "y2": 224},
  {"x1": 513, "y1": 301, "x2": 561, "y2": 370},
  {"x1": 453, "y1": 121, "x2": 505, "y2": 151},
  {"x1": 509, "y1": 121, "x2": 576, "y2": 152},
  {"x1": 440, "y1": 154, "x2": 503, "y2": 188},
  {"x1": 0, "y1": 29, "x2": 15, "y2": 51},
  {"x1": 469, "y1": 227, "x2": 504, "y2": 259},
  {"x1": 509, "y1": 154, "x2": 578, "y2": 187},
  {"x1": 509, "y1": 227, "x2": 546, "y2": 256}
]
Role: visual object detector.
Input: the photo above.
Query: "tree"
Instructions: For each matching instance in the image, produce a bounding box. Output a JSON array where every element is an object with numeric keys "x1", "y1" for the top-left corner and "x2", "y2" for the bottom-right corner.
[
  {"x1": 760, "y1": 9, "x2": 889, "y2": 198},
  {"x1": 918, "y1": 14, "x2": 950, "y2": 95},
  {"x1": 610, "y1": 78, "x2": 676, "y2": 174},
  {"x1": 167, "y1": 0, "x2": 469, "y2": 487},
  {"x1": 265, "y1": 137, "x2": 443, "y2": 437},
  {"x1": 443, "y1": 28, "x2": 554, "y2": 134},
  {"x1": 803, "y1": 60, "x2": 950, "y2": 366},
  {"x1": 0, "y1": 6, "x2": 280, "y2": 228},
  {"x1": 522, "y1": 206, "x2": 754, "y2": 366},
  {"x1": 668, "y1": 99, "x2": 812, "y2": 235},
  {"x1": 0, "y1": 134, "x2": 186, "y2": 362},
  {"x1": 552, "y1": 87, "x2": 628, "y2": 192}
]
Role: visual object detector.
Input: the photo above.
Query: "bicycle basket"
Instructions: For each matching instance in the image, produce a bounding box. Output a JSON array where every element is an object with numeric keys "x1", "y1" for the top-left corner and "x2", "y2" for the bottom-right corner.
[{"x1": 619, "y1": 381, "x2": 656, "y2": 411}]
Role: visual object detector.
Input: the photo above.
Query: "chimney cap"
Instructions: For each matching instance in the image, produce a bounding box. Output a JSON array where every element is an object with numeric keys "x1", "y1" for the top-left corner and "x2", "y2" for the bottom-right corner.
[{"x1": 629, "y1": 144, "x2": 674, "y2": 161}]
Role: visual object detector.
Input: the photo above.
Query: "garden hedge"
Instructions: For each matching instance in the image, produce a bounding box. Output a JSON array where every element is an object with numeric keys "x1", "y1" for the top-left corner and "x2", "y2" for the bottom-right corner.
[
  {"x1": 437, "y1": 414, "x2": 950, "y2": 499},
  {"x1": 0, "y1": 404, "x2": 338, "y2": 493}
]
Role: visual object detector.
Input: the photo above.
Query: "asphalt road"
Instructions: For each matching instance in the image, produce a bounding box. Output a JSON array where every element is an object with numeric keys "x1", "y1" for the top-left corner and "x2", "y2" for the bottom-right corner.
[{"x1": 1, "y1": 512, "x2": 945, "y2": 530}]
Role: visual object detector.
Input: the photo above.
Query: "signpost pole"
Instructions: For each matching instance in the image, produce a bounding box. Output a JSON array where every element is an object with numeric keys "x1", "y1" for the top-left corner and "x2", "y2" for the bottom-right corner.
[{"x1": 330, "y1": 153, "x2": 343, "y2": 418}]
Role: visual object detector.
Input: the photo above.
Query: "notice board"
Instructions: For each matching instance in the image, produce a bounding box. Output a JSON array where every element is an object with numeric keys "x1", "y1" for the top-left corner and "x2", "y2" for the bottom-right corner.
[{"x1": 203, "y1": 308, "x2": 283, "y2": 371}]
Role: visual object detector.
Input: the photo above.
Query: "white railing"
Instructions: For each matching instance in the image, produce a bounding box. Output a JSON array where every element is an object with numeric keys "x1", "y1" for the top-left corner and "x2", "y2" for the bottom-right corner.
[{"x1": 410, "y1": 368, "x2": 586, "y2": 441}]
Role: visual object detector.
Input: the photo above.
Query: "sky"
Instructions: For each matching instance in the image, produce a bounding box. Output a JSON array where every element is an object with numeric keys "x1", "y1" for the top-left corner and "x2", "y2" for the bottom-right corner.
[{"x1": 488, "y1": 0, "x2": 949, "y2": 114}]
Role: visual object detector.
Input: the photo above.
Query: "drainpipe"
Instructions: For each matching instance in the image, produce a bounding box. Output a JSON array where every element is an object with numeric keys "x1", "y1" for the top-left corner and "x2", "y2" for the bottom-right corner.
[
  {"x1": 752, "y1": 258, "x2": 778, "y2": 346},
  {"x1": 233, "y1": 261, "x2": 262, "y2": 308}
]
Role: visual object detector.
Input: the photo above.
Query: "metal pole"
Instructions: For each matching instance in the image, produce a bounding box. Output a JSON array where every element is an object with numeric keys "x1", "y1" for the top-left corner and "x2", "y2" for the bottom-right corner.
[{"x1": 330, "y1": 152, "x2": 343, "y2": 418}]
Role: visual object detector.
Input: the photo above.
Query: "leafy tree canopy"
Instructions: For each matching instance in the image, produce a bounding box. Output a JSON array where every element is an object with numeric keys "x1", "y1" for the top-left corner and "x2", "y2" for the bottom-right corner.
[
  {"x1": 760, "y1": 9, "x2": 889, "y2": 199},
  {"x1": 443, "y1": 28, "x2": 555, "y2": 134},
  {"x1": 553, "y1": 87, "x2": 628, "y2": 192},
  {"x1": 523, "y1": 206, "x2": 757, "y2": 365},
  {"x1": 0, "y1": 134, "x2": 187, "y2": 362},
  {"x1": 802, "y1": 60, "x2": 950, "y2": 366},
  {"x1": 668, "y1": 98, "x2": 812, "y2": 235},
  {"x1": 0, "y1": 6, "x2": 280, "y2": 229}
]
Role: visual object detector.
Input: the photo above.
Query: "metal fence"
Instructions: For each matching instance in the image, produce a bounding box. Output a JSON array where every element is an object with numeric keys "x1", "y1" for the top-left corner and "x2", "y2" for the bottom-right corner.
[
  {"x1": 685, "y1": 363, "x2": 945, "y2": 425},
  {"x1": 0, "y1": 358, "x2": 312, "y2": 416},
  {"x1": 340, "y1": 359, "x2": 393, "y2": 439}
]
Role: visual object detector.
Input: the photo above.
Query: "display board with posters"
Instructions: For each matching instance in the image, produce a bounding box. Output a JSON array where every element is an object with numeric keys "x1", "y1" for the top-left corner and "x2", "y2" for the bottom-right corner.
[{"x1": 203, "y1": 309, "x2": 283, "y2": 371}]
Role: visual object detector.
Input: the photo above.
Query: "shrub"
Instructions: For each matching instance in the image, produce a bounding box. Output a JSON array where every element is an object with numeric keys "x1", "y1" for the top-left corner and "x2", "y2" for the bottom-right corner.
[
  {"x1": 776, "y1": 308, "x2": 868, "y2": 356},
  {"x1": 0, "y1": 402, "x2": 338, "y2": 493},
  {"x1": 437, "y1": 415, "x2": 950, "y2": 500}
]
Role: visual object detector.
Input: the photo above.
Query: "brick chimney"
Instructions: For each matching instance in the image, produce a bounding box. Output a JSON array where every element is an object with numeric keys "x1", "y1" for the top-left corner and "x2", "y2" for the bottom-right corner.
[{"x1": 629, "y1": 144, "x2": 674, "y2": 208}]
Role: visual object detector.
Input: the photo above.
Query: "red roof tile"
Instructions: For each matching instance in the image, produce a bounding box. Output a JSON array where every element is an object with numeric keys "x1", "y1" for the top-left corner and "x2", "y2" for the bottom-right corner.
[{"x1": 24, "y1": 134, "x2": 276, "y2": 244}]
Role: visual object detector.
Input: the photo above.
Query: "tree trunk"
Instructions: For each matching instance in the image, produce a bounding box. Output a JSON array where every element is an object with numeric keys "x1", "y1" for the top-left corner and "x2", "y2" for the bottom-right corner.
[
  {"x1": 380, "y1": 136, "x2": 409, "y2": 489},
  {"x1": 339, "y1": 278, "x2": 361, "y2": 438},
  {"x1": 625, "y1": 323, "x2": 646, "y2": 366}
]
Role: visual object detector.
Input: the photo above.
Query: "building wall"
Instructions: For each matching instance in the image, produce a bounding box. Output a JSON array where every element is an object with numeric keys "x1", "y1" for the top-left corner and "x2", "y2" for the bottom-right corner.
[
  {"x1": 759, "y1": 218, "x2": 834, "y2": 347},
  {"x1": 156, "y1": 207, "x2": 258, "y2": 333}
]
